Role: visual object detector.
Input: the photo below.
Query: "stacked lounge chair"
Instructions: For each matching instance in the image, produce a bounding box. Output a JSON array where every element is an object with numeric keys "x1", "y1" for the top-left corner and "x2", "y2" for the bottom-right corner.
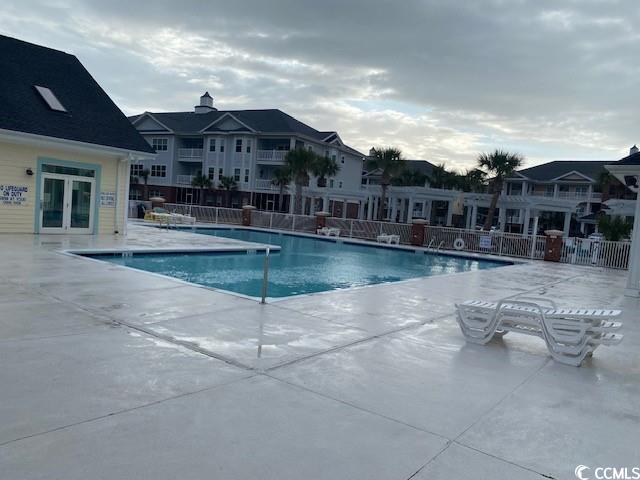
[{"x1": 456, "y1": 296, "x2": 623, "y2": 366}]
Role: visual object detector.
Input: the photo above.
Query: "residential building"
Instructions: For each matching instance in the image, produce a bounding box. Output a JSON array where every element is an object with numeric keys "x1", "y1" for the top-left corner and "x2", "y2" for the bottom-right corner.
[
  {"x1": 128, "y1": 93, "x2": 365, "y2": 213},
  {"x1": 0, "y1": 35, "x2": 154, "y2": 235}
]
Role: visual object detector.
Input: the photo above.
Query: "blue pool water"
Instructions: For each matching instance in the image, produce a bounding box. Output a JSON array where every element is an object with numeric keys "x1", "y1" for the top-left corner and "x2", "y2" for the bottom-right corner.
[{"x1": 89, "y1": 228, "x2": 508, "y2": 298}]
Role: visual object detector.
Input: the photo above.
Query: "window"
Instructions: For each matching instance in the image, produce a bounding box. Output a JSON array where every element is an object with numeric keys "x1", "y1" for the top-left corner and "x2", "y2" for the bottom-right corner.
[
  {"x1": 151, "y1": 165, "x2": 166, "y2": 177},
  {"x1": 42, "y1": 164, "x2": 94, "y2": 177},
  {"x1": 325, "y1": 150, "x2": 329, "y2": 158},
  {"x1": 235, "y1": 139, "x2": 242, "y2": 153},
  {"x1": 149, "y1": 189, "x2": 162, "y2": 198},
  {"x1": 209, "y1": 139, "x2": 216, "y2": 152},
  {"x1": 331, "y1": 154, "x2": 337, "y2": 162},
  {"x1": 244, "y1": 169, "x2": 250, "y2": 183},
  {"x1": 220, "y1": 142, "x2": 225, "y2": 153},
  {"x1": 246, "y1": 143, "x2": 251, "y2": 153},
  {"x1": 34, "y1": 85, "x2": 67, "y2": 112},
  {"x1": 339, "y1": 181, "x2": 343, "y2": 188},
  {"x1": 208, "y1": 167, "x2": 215, "y2": 180},
  {"x1": 341, "y1": 156, "x2": 345, "y2": 164},
  {"x1": 130, "y1": 164, "x2": 144, "y2": 177},
  {"x1": 234, "y1": 168, "x2": 241, "y2": 181},
  {"x1": 129, "y1": 189, "x2": 142, "y2": 200},
  {"x1": 308, "y1": 146, "x2": 313, "y2": 152},
  {"x1": 329, "y1": 179, "x2": 335, "y2": 188},
  {"x1": 151, "y1": 138, "x2": 168, "y2": 151},
  {"x1": 218, "y1": 168, "x2": 224, "y2": 178}
]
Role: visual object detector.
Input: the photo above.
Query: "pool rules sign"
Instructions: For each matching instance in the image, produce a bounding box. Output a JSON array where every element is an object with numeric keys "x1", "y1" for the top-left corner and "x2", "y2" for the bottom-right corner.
[{"x1": 0, "y1": 185, "x2": 28, "y2": 206}]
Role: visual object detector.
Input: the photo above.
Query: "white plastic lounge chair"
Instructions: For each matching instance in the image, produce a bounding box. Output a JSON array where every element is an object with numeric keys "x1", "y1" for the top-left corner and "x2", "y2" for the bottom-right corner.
[
  {"x1": 317, "y1": 227, "x2": 340, "y2": 237},
  {"x1": 377, "y1": 233, "x2": 400, "y2": 245},
  {"x1": 456, "y1": 296, "x2": 623, "y2": 366}
]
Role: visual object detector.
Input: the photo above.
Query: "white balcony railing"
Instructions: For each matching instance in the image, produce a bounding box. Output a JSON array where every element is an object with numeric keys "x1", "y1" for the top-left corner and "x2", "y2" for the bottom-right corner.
[
  {"x1": 256, "y1": 150, "x2": 287, "y2": 162},
  {"x1": 178, "y1": 148, "x2": 203, "y2": 159},
  {"x1": 176, "y1": 175, "x2": 195, "y2": 185},
  {"x1": 255, "y1": 179, "x2": 280, "y2": 190}
]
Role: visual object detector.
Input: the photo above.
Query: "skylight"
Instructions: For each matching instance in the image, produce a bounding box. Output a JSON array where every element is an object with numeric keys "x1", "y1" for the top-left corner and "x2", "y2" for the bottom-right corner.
[{"x1": 34, "y1": 85, "x2": 67, "y2": 112}]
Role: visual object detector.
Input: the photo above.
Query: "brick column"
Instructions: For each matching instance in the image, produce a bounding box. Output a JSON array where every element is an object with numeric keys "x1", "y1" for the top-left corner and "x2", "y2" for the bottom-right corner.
[
  {"x1": 543, "y1": 229, "x2": 563, "y2": 262},
  {"x1": 411, "y1": 219, "x2": 427, "y2": 246},
  {"x1": 242, "y1": 205, "x2": 255, "y2": 226}
]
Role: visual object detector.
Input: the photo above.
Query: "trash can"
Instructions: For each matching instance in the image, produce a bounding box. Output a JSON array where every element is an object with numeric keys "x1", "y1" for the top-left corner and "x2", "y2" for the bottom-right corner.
[
  {"x1": 136, "y1": 203, "x2": 146, "y2": 219},
  {"x1": 544, "y1": 229, "x2": 563, "y2": 262}
]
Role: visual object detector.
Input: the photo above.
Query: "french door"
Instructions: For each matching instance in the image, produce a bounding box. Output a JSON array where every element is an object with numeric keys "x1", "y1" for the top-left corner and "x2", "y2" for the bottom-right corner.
[{"x1": 40, "y1": 173, "x2": 95, "y2": 233}]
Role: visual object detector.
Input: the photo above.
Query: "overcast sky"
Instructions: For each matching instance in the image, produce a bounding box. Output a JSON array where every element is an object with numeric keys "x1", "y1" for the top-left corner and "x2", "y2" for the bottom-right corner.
[{"x1": 2, "y1": 0, "x2": 638, "y2": 169}]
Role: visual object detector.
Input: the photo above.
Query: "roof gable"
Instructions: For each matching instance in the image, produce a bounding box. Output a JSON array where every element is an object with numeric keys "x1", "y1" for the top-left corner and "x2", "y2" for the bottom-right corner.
[
  {"x1": 132, "y1": 113, "x2": 173, "y2": 132},
  {"x1": 515, "y1": 161, "x2": 610, "y2": 182},
  {"x1": 0, "y1": 35, "x2": 154, "y2": 154},
  {"x1": 200, "y1": 112, "x2": 255, "y2": 133}
]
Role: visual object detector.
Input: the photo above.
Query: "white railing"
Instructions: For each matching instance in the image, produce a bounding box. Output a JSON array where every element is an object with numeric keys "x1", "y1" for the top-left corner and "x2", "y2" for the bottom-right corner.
[
  {"x1": 159, "y1": 204, "x2": 630, "y2": 269},
  {"x1": 176, "y1": 175, "x2": 195, "y2": 185},
  {"x1": 255, "y1": 179, "x2": 279, "y2": 190},
  {"x1": 178, "y1": 148, "x2": 203, "y2": 159},
  {"x1": 256, "y1": 150, "x2": 287, "y2": 162},
  {"x1": 560, "y1": 237, "x2": 631, "y2": 269},
  {"x1": 529, "y1": 191, "x2": 601, "y2": 201}
]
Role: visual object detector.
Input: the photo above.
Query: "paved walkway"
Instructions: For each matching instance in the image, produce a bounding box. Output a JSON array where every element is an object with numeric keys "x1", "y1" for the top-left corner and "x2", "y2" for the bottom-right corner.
[{"x1": 1, "y1": 224, "x2": 638, "y2": 479}]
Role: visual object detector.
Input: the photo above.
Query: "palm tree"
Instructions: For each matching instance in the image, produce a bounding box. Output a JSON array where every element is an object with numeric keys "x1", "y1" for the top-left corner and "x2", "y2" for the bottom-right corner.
[
  {"x1": 191, "y1": 171, "x2": 212, "y2": 205},
  {"x1": 271, "y1": 168, "x2": 292, "y2": 212},
  {"x1": 366, "y1": 147, "x2": 406, "y2": 220},
  {"x1": 313, "y1": 155, "x2": 340, "y2": 187},
  {"x1": 219, "y1": 175, "x2": 238, "y2": 207},
  {"x1": 477, "y1": 149, "x2": 524, "y2": 230},
  {"x1": 139, "y1": 169, "x2": 150, "y2": 201},
  {"x1": 598, "y1": 170, "x2": 622, "y2": 202},
  {"x1": 284, "y1": 148, "x2": 322, "y2": 214},
  {"x1": 459, "y1": 168, "x2": 487, "y2": 193},
  {"x1": 427, "y1": 163, "x2": 451, "y2": 189},
  {"x1": 392, "y1": 169, "x2": 428, "y2": 187}
]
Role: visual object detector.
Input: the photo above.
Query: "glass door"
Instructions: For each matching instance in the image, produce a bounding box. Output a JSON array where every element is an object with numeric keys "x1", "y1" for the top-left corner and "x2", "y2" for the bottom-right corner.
[
  {"x1": 41, "y1": 177, "x2": 66, "y2": 231},
  {"x1": 40, "y1": 174, "x2": 95, "y2": 233},
  {"x1": 70, "y1": 179, "x2": 93, "y2": 231}
]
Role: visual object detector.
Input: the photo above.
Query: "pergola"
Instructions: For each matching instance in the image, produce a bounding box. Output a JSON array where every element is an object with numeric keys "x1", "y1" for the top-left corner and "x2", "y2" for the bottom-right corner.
[{"x1": 605, "y1": 148, "x2": 640, "y2": 297}]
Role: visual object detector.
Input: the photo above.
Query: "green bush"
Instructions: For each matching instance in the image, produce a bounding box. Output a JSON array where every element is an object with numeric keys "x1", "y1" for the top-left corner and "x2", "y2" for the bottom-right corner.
[{"x1": 597, "y1": 215, "x2": 632, "y2": 241}]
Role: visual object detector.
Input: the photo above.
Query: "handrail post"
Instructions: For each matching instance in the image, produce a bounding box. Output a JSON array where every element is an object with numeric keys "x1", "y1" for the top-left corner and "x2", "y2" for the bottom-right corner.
[
  {"x1": 215, "y1": 207, "x2": 218, "y2": 224},
  {"x1": 260, "y1": 247, "x2": 270, "y2": 304}
]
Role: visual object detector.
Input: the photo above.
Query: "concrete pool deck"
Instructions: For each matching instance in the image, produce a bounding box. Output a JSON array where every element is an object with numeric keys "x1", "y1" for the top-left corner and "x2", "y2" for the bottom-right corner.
[{"x1": 1, "y1": 224, "x2": 638, "y2": 479}]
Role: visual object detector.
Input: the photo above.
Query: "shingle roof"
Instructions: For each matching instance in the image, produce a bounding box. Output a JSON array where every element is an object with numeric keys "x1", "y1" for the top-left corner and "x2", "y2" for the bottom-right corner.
[
  {"x1": 0, "y1": 35, "x2": 154, "y2": 154},
  {"x1": 130, "y1": 109, "x2": 364, "y2": 155},
  {"x1": 514, "y1": 161, "x2": 611, "y2": 182},
  {"x1": 614, "y1": 151, "x2": 640, "y2": 166}
]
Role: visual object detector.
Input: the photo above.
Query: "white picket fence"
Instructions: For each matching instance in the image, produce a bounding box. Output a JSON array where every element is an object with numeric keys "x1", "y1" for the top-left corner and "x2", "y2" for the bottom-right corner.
[{"x1": 161, "y1": 204, "x2": 631, "y2": 269}]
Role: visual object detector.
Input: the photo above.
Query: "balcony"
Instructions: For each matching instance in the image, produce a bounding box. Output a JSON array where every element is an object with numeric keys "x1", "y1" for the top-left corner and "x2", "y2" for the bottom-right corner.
[
  {"x1": 178, "y1": 148, "x2": 203, "y2": 161},
  {"x1": 256, "y1": 150, "x2": 287, "y2": 163},
  {"x1": 255, "y1": 179, "x2": 279, "y2": 191},
  {"x1": 530, "y1": 191, "x2": 601, "y2": 201},
  {"x1": 176, "y1": 175, "x2": 195, "y2": 185}
]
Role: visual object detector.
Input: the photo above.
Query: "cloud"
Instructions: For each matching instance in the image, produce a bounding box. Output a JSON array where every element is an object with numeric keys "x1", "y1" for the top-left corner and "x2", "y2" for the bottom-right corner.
[{"x1": 1, "y1": 0, "x2": 638, "y2": 168}]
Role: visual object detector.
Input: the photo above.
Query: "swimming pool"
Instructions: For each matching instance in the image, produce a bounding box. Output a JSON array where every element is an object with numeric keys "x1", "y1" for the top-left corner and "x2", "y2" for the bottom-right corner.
[{"x1": 88, "y1": 228, "x2": 509, "y2": 298}]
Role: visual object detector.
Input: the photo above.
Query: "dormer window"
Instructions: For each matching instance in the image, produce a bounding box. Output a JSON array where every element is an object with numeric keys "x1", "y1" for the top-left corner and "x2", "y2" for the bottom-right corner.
[{"x1": 34, "y1": 85, "x2": 67, "y2": 112}]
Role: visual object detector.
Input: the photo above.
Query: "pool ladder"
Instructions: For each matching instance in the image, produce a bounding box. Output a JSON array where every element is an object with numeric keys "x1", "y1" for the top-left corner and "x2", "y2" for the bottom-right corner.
[{"x1": 426, "y1": 239, "x2": 445, "y2": 251}]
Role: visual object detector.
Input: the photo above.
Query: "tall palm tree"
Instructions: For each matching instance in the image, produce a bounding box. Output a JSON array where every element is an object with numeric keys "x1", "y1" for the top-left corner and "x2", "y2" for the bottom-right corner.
[
  {"x1": 427, "y1": 163, "x2": 451, "y2": 189},
  {"x1": 219, "y1": 175, "x2": 238, "y2": 208},
  {"x1": 392, "y1": 169, "x2": 428, "y2": 187},
  {"x1": 284, "y1": 148, "x2": 322, "y2": 214},
  {"x1": 477, "y1": 149, "x2": 524, "y2": 230},
  {"x1": 459, "y1": 168, "x2": 487, "y2": 193},
  {"x1": 139, "y1": 168, "x2": 150, "y2": 201},
  {"x1": 366, "y1": 147, "x2": 406, "y2": 220},
  {"x1": 313, "y1": 155, "x2": 340, "y2": 187},
  {"x1": 271, "y1": 168, "x2": 292, "y2": 212},
  {"x1": 191, "y1": 171, "x2": 212, "y2": 205}
]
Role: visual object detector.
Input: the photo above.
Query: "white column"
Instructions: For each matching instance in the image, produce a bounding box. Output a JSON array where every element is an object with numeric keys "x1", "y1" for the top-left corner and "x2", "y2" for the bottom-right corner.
[
  {"x1": 446, "y1": 201, "x2": 453, "y2": 226},
  {"x1": 372, "y1": 197, "x2": 378, "y2": 220},
  {"x1": 366, "y1": 196, "x2": 373, "y2": 220},
  {"x1": 289, "y1": 193, "x2": 295, "y2": 214},
  {"x1": 563, "y1": 211, "x2": 571, "y2": 237},
  {"x1": 625, "y1": 190, "x2": 640, "y2": 296},
  {"x1": 389, "y1": 196, "x2": 396, "y2": 222},
  {"x1": 309, "y1": 197, "x2": 316, "y2": 215},
  {"x1": 342, "y1": 200, "x2": 347, "y2": 219},
  {"x1": 425, "y1": 200, "x2": 432, "y2": 224},
  {"x1": 407, "y1": 196, "x2": 414, "y2": 222},
  {"x1": 523, "y1": 207, "x2": 531, "y2": 236},
  {"x1": 553, "y1": 184, "x2": 559, "y2": 198},
  {"x1": 358, "y1": 200, "x2": 365, "y2": 220},
  {"x1": 323, "y1": 194, "x2": 329, "y2": 213}
]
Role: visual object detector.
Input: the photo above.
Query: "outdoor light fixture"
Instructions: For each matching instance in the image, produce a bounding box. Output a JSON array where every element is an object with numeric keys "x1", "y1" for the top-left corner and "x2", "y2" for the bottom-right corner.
[{"x1": 25, "y1": 168, "x2": 33, "y2": 176}]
